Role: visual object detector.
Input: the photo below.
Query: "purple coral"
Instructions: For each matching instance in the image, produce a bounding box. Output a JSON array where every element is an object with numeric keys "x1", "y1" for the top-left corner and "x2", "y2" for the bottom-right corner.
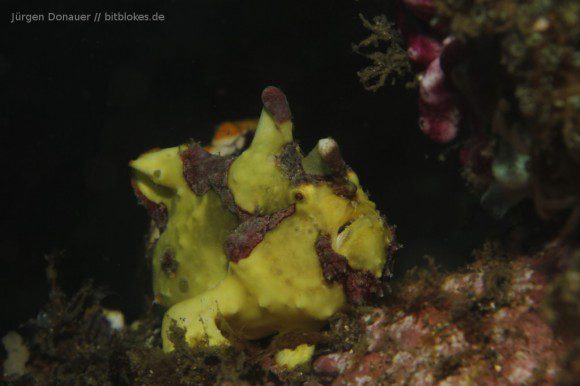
[
  {"x1": 418, "y1": 57, "x2": 460, "y2": 143},
  {"x1": 399, "y1": 0, "x2": 461, "y2": 144}
]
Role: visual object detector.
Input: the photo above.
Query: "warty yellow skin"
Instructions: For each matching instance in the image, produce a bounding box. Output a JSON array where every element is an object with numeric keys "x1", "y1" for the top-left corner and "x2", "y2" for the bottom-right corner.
[{"x1": 130, "y1": 88, "x2": 394, "y2": 368}]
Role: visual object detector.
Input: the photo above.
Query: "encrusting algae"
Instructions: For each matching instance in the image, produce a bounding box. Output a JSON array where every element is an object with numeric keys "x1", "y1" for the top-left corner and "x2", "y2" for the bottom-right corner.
[{"x1": 130, "y1": 86, "x2": 396, "y2": 368}]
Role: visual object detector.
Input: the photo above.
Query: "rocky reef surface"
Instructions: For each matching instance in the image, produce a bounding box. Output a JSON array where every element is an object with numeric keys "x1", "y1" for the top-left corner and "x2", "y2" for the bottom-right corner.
[
  {"x1": 355, "y1": 0, "x2": 580, "y2": 231},
  {"x1": 313, "y1": 243, "x2": 578, "y2": 385},
  {"x1": 3, "y1": 242, "x2": 578, "y2": 385}
]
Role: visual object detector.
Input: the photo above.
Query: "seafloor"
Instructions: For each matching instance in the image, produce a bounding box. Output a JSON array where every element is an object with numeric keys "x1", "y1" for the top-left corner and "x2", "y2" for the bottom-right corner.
[{"x1": 2, "y1": 241, "x2": 579, "y2": 385}]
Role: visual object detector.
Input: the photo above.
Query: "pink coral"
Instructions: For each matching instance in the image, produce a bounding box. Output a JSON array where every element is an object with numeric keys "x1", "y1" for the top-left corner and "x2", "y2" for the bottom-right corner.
[
  {"x1": 398, "y1": 0, "x2": 462, "y2": 144},
  {"x1": 407, "y1": 35, "x2": 441, "y2": 66},
  {"x1": 418, "y1": 58, "x2": 460, "y2": 143},
  {"x1": 314, "y1": 252, "x2": 567, "y2": 385}
]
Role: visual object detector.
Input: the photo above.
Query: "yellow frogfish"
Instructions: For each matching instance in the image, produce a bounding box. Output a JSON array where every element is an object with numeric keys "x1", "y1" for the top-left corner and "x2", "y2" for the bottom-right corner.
[{"x1": 130, "y1": 86, "x2": 396, "y2": 368}]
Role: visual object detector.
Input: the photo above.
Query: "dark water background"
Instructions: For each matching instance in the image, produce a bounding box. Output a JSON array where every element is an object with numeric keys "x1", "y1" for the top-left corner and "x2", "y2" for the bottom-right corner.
[{"x1": 1, "y1": 1, "x2": 501, "y2": 335}]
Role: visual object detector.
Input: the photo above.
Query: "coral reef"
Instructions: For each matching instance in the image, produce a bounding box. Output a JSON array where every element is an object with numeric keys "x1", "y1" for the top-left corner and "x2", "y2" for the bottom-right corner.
[
  {"x1": 352, "y1": 6, "x2": 580, "y2": 382},
  {"x1": 356, "y1": 0, "x2": 580, "y2": 232},
  {"x1": 314, "y1": 244, "x2": 579, "y2": 385},
  {"x1": 4, "y1": 244, "x2": 579, "y2": 384},
  {"x1": 130, "y1": 87, "x2": 396, "y2": 356}
]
